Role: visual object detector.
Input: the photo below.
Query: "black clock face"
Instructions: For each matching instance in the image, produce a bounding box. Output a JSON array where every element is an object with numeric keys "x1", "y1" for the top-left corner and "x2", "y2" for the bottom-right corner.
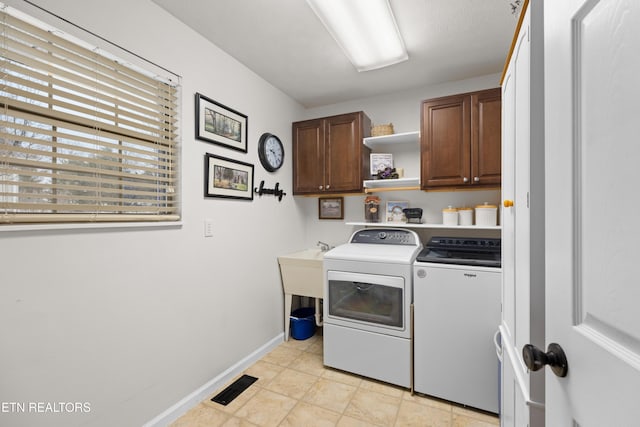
[{"x1": 258, "y1": 133, "x2": 284, "y2": 172}]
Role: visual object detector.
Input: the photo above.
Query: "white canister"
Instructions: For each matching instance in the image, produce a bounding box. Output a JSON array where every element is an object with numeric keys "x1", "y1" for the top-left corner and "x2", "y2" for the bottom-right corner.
[
  {"x1": 458, "y1": 207, "x2": 473, "y2": 226},
  {"x1": 475, "y1": 202, "x2": 498, "y2": 226},
  {"x1": 442, "y1": 206, "x2": 458, "y2": 226}
]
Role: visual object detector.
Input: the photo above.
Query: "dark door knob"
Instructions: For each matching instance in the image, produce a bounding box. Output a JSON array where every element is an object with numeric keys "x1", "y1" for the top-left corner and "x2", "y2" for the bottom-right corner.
[{"x1": 522, "y1": 343, "x2": 568, "y2": 378}]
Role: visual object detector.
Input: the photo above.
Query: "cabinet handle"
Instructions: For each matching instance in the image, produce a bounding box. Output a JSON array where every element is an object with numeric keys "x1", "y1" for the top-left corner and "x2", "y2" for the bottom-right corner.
[
  {"x1": 326, "y1": 184, "x2": 330, "y2": 190},
  {"x1": 503, "y1": 200, "x2": 514, "y2": 207},
  {"x1": 463, "y1": 177, "x2": 469, "y2": 183},
  {"x1": 318, "y1": 185, "x2": 323, "y2": 190},
  {"x1": 474, "y1": 176, "x2": 480, "y2": 182}
]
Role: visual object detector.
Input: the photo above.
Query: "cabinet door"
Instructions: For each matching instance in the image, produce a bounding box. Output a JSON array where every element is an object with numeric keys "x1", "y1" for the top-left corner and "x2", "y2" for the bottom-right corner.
[
  {"x1": 472, "y1": 88, "x2": 502, "y2": 186},
  {"x1": 292, "y1": 119, "x2": 325, "y2": 194},
  {"x1": 324, "y1": 112, "x2": 370, "y2": 193},
  {"x1": 421, "y1": 94, "x2": 471, "y2": 188}
]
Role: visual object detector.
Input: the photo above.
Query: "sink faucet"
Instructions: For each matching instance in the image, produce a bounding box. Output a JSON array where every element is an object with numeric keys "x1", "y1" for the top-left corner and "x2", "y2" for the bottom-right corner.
[{"x1": 317, "y1": 241, "x2": 331, "y2": 252}]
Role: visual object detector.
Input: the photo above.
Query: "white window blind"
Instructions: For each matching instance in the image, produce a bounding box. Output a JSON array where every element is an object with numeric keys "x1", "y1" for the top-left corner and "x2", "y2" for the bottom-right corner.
[{"x1": 0, "y1": 7, "x2": 179, "y2": 224}]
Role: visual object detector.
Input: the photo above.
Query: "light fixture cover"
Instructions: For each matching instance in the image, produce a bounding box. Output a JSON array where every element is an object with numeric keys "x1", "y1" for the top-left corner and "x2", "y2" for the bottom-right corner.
[{"x1": 306, "y1": 0, "x2": 408, "y2": 72}]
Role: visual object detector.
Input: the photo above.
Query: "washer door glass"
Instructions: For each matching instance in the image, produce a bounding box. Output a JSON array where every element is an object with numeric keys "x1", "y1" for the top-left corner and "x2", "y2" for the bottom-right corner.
[{"x1": 327, "y1": 272, "x2": 404, "y2": 328}]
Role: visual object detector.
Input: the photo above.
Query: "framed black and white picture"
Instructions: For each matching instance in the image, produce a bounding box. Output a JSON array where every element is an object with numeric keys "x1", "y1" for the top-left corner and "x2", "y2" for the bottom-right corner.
[
  {"x1": 204, "y1": 153, "x2": 254, "y2": 200},
  {"x1": 196, "y1": 93, "x2": 248, "y2": 153}
]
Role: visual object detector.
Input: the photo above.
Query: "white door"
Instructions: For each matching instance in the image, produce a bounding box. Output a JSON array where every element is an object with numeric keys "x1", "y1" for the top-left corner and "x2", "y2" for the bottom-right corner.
[
  {"x1": 501, "y1": 5, "x2": 544, "y2": 425},
  {"x1": 544, "y1": 0, "x2": 640, "y2": 425}
]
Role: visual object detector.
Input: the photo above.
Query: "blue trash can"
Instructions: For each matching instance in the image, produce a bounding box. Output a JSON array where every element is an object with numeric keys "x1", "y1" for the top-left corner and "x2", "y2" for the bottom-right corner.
[{"x1": 290, "y1": 307, "x2": 316, "y2": 340}]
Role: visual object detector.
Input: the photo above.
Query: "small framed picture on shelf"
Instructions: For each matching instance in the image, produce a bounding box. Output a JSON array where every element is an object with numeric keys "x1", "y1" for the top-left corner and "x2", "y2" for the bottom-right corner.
[
  {"x1": 319, "y1": 197, "x2": 344, "y2": 220},
  {"x1": 370, "y1": 153, "x2": 393, "y2": 176},
  {"x1": 386, "y1": 200, "x2": 409, "y2": 223}
]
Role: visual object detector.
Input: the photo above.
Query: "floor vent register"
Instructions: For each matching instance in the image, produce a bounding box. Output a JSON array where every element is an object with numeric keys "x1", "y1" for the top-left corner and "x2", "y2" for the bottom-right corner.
[{"x1": 211, "y1": 374, "x2": 258, "y2": 406}]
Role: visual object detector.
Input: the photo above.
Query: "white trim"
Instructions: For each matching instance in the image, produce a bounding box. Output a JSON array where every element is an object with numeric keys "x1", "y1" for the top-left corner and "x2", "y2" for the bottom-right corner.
[
  {"x1": 499, "y1": 325, "x2": 545, "y2": 410},
  {"x1": 143, "y1": 333, "x2": 284, "y2": 427},
  {"x1": 0, "y1": 221, "x2": 183, "y2": 233}
]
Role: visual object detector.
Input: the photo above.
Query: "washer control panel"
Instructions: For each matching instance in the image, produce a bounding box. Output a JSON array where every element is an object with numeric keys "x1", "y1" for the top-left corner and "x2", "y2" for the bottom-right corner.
[{"x1": 349, "y1": 228, "x2": 418, "y2": 246}]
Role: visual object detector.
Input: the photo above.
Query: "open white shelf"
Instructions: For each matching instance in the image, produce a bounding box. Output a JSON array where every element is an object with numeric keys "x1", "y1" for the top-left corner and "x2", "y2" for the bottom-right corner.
[
  {"x1": 363, "y1": 131, "x2": 420, "y2": 149},
  {"x1": 346, "y1": 221, "x2": 501, "y2": 230},
  {"x1": 363, "y1": 177, "x2": 420, "y2": 190}
]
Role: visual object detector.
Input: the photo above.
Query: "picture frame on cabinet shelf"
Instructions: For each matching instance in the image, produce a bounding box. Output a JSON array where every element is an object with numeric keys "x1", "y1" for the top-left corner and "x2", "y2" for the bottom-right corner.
[
  {"x1": 319, "y1": 197, "x2": 344, "y2": 220},
  {"x1": 204, "y1": 153, "x2": 254, "y2": 200},
  {"x1": 386, "y1": 200, "x2": 409, "y2": 223},
  {"x1": 196, "y1": 93, "x2": 248, "y2": 153}
]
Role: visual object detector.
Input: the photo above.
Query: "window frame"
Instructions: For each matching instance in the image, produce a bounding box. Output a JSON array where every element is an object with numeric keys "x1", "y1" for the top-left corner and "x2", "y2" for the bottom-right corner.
[{"x1": 0, "y1": 4, "x2": 181, "y2": 227}]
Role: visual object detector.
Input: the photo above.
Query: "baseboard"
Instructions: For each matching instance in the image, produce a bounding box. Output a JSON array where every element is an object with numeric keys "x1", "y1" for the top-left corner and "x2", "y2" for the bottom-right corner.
[{"x1": 143, "y1": 332, "x2": 284, "y2": 427}]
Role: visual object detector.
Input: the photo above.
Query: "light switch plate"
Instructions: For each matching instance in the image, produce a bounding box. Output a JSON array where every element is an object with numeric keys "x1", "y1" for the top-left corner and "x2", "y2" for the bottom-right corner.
[{"x1": 204, "y1": 219, "x2": 214, "y2": 237}]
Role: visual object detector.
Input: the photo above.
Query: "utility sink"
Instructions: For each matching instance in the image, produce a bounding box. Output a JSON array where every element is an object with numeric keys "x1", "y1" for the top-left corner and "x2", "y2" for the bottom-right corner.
[
  {"x1": 279, "y1": 248, "x2": 324, "y2": 264},
  {"x1": 278, "y1": 248, "x2": 325, "y2": 340},
  {"x1": 278, "y1": 248, "x2": 324, "y2": 297}
]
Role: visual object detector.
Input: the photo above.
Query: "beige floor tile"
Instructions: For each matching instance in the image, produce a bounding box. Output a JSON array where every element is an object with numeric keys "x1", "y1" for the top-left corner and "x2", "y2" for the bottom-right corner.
[
  {"x1": 173, "y1": 340, "x2": 500, "y2": 427},
  {"x1": 452, "y1": 406, "x2": 499, "y2": 426},
  {"x1": 307, "y1": 339, "x2": 324, "y2": 355},
  {"x1": 221, "y1": 416, "x2": 258, "y2": 427},
  {"x1": 403, "y1": 391, "x2": 454, "y2": 412},
  {"x1": 288, "y1": 350, "x2": 326, "y2": 377},
  {"x1": 261, "y1": 345, "x2": 303, "y2": 368},
  {"x1": 243, "y1": 360, "x2": 284, "y2": 388},
  {"x1": 337, "y1": 414, "x2": 379, "y2": 426},
  {"x1": 282, "y1": 334, "x2": 318, "y2": 352},
  {"x1": 265, "y1": 368, "x2": 319, "y2": 399},
  {"x1": 303, "y1": 377, "x2": 358, "y2": 413},
  {"x1": 170, "y1": 402, "x2": 230, "y2": 427},
  {"x1": 322, "y1": 368, "x2": 363, "y2": 387},
  {"x1": 359, "y1": 378, "x2": 405, "y2": 398},
  {"x1": 280, "y1": 401, "x2": 341, "y2": 427},
  {"x1": 451, "y1": 412, "x2": 499, "y2": 427},
  {"x1": 344, "y1": 388, "x2": 401, "y2": 427},
  {"x1": 395, "y1": 400, "x2": 452, "y2": 427},
  {"x1": 234, "y1": 388, "x2": 297, "y2": 427}
]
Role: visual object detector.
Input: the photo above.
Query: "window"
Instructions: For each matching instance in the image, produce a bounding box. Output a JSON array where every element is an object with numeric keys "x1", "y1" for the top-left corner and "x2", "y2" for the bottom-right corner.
[{"x1": 0, "y1": 7, "x2": 180, "y2": 224}]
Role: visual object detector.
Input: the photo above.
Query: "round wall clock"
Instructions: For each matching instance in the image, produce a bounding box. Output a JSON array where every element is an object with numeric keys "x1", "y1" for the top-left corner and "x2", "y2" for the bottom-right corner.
[{"x1": 258, "y1": 132, "x2": 284, "y2": 172}]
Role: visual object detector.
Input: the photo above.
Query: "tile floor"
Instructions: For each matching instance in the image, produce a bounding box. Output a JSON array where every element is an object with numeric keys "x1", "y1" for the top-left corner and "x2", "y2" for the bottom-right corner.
[{"x1": 171, "y1": 334, "x2": 499, "y2": 427}]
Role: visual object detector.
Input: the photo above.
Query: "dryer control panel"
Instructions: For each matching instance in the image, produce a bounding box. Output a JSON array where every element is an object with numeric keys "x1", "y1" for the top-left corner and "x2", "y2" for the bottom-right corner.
[{"x1": 349, "y1": 228, "x2": 418, "y2": 246}]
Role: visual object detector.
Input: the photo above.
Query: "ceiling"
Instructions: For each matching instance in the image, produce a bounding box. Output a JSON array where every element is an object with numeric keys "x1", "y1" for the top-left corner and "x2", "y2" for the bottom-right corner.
[{"x1": 152, "y1": 0, "x2": 521, "y2": 108}]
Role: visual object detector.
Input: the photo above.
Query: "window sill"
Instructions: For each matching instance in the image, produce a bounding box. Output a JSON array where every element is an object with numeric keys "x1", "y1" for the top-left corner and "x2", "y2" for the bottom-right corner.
[{"x1": 0, "y1": 221, "x2": 183, "y2": 233}]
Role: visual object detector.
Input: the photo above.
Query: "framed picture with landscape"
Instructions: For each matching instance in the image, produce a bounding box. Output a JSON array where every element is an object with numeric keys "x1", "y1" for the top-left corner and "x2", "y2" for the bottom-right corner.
[
  {"x1": 195, "y1": 93, "x2": 248, "y2": 153},
  {"x1": 204, "y1": 153, "x2": 254, "y2": 200},
  {"x1": 319, "y1": 197, "x2": 344, "y2": 220}
]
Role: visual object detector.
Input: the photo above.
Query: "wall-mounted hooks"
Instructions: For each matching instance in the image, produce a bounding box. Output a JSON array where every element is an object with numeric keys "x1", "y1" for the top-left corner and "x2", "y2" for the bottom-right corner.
[{"x1": 254, "y1": 180, "x2": 286, "y2": 202}]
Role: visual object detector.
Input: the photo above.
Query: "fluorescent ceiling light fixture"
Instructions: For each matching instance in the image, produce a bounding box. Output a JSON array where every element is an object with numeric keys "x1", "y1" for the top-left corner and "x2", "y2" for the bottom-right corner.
[{"x1": 306, "y1": 0, "x2": 408, "y2": 72}]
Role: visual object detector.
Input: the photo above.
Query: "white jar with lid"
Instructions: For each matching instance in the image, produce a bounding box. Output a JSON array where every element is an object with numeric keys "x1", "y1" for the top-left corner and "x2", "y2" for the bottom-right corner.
[
  {"x1": 458, "y1": 207, "x2": 474, "y2": 226},
  {"x1": 442, "y1": 206, "x2": 458, "y2": 226},
  {"x1": 475, "y1": 202, "x2": 498, "y2": 226}
]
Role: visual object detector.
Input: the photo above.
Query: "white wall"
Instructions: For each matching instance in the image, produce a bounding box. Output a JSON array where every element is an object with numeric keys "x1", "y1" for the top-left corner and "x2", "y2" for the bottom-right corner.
[
  {"x1": 0, "y1": 1, "x2": 308, "y2": 426},
  {"x1": 0, "y1": 2, "x2": 505, "y2": 425},
  {"x1": 297, "y1": 74, "x2": 503, "y2": 247}
]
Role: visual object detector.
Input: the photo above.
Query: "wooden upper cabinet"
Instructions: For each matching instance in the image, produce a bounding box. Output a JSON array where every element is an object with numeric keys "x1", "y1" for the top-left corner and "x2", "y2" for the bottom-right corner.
[
  {"x1": 472, "y1": 89, "x2": 502, "y2": 186},
  {"x1": 421, "y1": 88, "x2": 502, "y2": 189},
  {"x1": 421, "y1": 93, "x2": 471, "y2": 188},
  {"x1": 292, "y1": 119, "x2": 325, "y2": 194},
  {"x1": 292, "y1": 112, "x2": 371, "y2": 195}
]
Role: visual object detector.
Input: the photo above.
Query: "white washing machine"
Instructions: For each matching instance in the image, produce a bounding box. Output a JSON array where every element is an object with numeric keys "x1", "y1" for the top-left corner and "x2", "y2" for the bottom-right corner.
[
  {"x1": 413, "y1": 236, "x2": 502, "y2": 413},
  {"x1": 323, "y1": 228, "x2": 422, "y2": 388}
]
